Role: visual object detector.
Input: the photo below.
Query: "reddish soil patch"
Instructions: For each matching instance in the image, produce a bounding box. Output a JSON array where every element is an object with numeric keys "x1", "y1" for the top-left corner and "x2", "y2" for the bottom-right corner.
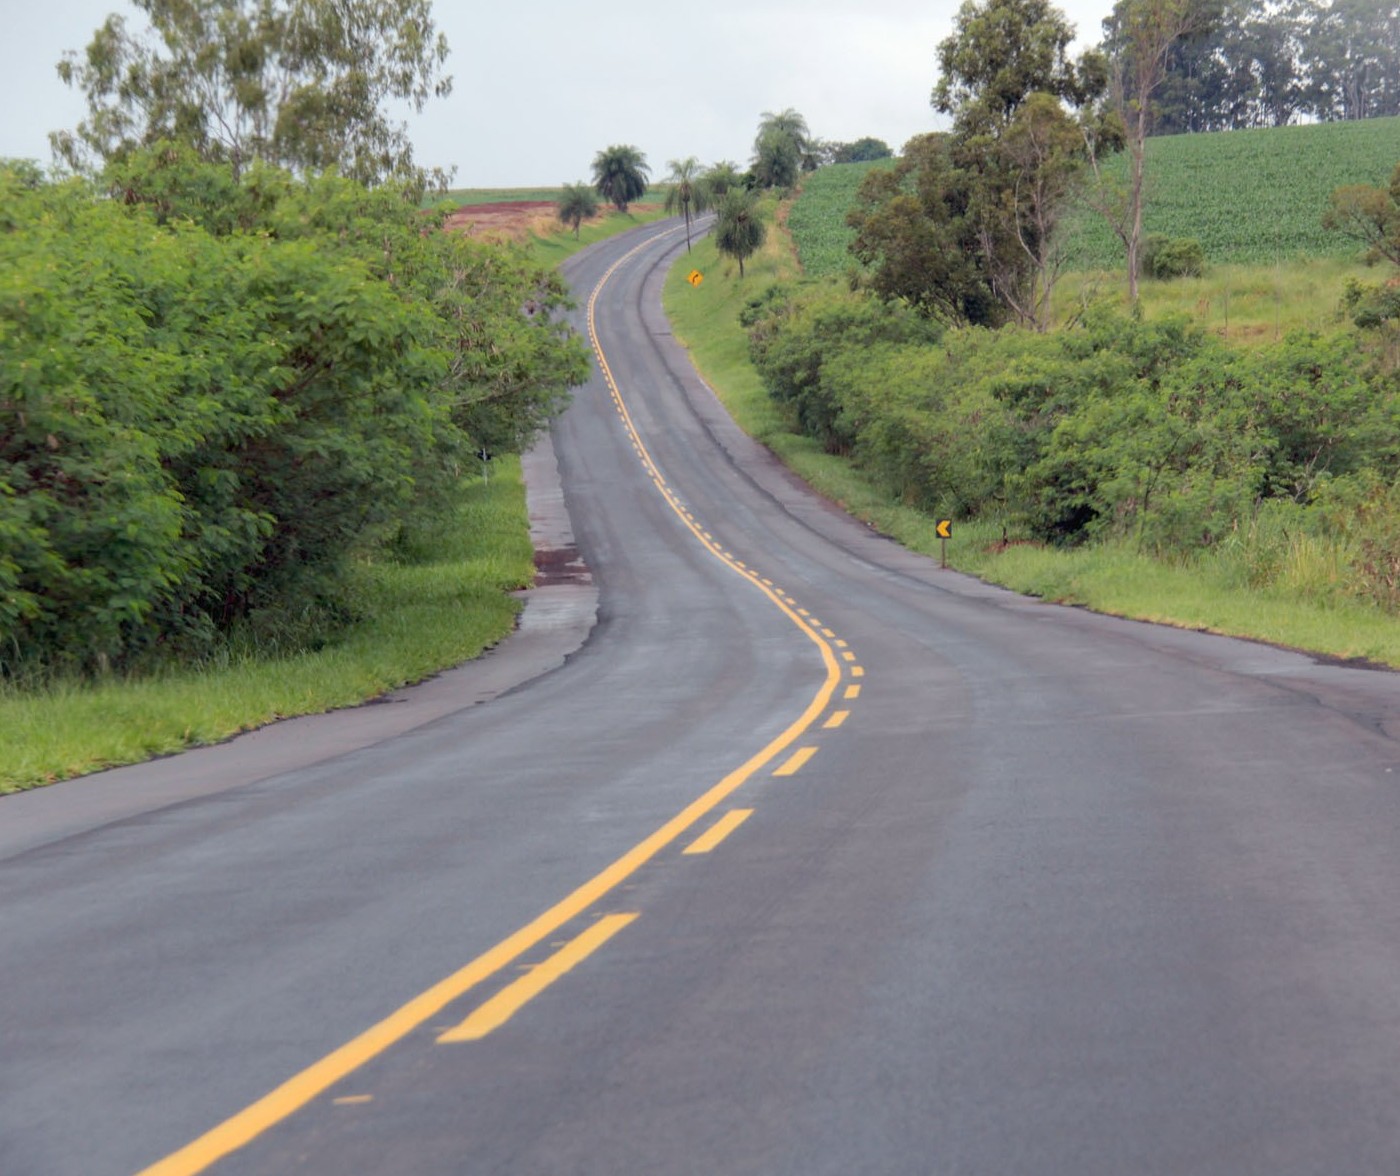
[
  {"x1": 444, "y1": 201, "x2": 558, "y2": 242},
  {"x1": 444, "y1": 200, "x2": 662, "y2": 243}
]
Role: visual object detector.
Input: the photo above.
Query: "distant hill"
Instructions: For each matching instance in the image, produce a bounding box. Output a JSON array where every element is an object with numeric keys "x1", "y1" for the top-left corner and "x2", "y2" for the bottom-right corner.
[{"x1": 788, "y1": 116, "x2": 1400, "y2": 276}]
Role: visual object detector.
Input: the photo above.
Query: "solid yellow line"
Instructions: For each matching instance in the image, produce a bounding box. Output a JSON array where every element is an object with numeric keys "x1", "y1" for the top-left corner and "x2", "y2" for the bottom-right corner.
[
  {"x1": 437, "y1": 914, "x2": 639, "y2": 1043},
  {"x1": 683, "y1": 808, "x2": 754, "y2": 855},
  {"x1": 774, "y1": 747, "x2": 818, "y2": 777},
  {"x1": 139, "y1": 221, "x2": 846, "y2": 1176},
  {"x1": 823, "y1": 711, "x2": 849, "y2": 730}
]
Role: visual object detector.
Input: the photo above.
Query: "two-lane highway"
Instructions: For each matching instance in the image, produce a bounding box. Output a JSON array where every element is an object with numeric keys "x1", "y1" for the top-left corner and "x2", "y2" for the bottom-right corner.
[{"x1": 7, "y1": 217, "x2": 1400, "y2": 1174}]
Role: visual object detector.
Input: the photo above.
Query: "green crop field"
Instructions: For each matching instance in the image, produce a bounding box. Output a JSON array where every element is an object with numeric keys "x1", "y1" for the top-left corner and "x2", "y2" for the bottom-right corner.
[
  {"x1": 1066, "y1": 116, "x2": 1400, "y2": 266},
  {"x1": 787, "y1": 117, "x2": 1400, "y2": 274},
  {"x1": 786, "y1": 161, "x2": 895, "y2": 277}
]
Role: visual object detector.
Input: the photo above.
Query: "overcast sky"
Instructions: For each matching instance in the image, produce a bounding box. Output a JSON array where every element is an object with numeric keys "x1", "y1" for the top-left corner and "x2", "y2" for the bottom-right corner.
[{"x1": 2, "y1": 0, "x2": 1117, "y2": 189}]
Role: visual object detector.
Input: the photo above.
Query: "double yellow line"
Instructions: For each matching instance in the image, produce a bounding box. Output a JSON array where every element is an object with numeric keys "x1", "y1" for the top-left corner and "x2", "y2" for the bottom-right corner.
[{"x1": 140, "y1": 224, "x2": 856, "y2": 1176}]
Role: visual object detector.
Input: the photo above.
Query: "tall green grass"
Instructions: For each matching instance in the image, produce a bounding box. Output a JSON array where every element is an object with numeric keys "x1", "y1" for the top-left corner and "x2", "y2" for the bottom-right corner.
[{"x1": 0, "y1": 462, "x2": 534, "y2": 793}]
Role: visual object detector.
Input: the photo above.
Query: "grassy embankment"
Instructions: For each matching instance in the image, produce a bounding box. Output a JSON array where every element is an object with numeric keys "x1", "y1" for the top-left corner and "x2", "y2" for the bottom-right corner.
[{"x1": 663, "y1": 119, "x2": 1400, "y2": 668}]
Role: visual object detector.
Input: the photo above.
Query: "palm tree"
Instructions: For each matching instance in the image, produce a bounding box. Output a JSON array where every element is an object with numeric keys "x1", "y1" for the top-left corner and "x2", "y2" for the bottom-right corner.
[
  {"x1": 662, "y1": 156, "x2": 712, "y2": 252},
  {"x1": 557, "y1": 181, "x2": 598, "y2": 239},
  {"x1": 714, "y1": 189, "x2": 766, "y2": 278},
  {"x1": 591, "y1": 144, "x2": 650, "y2": 212},
  {"x1": 752, "y1": 109, "x2": 812, "y2": 189}
]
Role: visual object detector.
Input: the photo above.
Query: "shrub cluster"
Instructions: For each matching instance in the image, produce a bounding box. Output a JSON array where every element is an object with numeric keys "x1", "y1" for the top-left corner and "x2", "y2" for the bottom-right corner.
[
  {"x1": 746, "y1": 286, "x2": 1400, "y2": 570},
  {"x1": 0, "y1": 150, "x2": 588, "y2": 676}
]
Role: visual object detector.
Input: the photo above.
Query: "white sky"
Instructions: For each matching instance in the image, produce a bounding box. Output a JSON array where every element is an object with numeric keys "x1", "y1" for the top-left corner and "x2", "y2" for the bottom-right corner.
[{"x1": 0, "y1": 0, "x2": 1116, "y2": 188}]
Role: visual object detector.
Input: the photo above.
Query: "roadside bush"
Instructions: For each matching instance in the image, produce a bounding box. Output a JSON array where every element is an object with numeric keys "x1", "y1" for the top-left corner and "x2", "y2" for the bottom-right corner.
[
  {"x1": 746, "y1": 285, "x2": 941, "y2": 454},
  {"x1": 1141, "y1": 234, "x2": 1207, "y2": 280},
  {"x1": 0, "y1": 153, "x2": 588, "y2": 677}
]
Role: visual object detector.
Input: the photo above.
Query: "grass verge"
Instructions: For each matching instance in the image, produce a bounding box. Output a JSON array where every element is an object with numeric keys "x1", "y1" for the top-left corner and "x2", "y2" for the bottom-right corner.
[
  {"x1": 663, "y1": 203, "x2": 1400, "y2": 671},
  {"x1": 0, "y1": 461, "x2": 533, "y2": 793}
]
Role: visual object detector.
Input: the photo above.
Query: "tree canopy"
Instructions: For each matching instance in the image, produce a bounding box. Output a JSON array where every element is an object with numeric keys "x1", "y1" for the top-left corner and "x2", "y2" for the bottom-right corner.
[
  {"x1": 592, "y1": 144, "x2": 650, "y2": 212},
  {"x1": 53, "y1": 0, "x2": 452, "y2": 192},
  {"x1": 558, "y1": 181, "x2": 599, "y2": 239},
  {"x1": 714, "y1": 189, "x2": 767, "y2": 277}
]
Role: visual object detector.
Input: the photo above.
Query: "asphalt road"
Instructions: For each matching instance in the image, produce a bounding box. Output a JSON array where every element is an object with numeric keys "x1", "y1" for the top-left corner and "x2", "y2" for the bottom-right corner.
[{"x1": 7, "y1": 218, "x2": 1400, "y2": 1175}]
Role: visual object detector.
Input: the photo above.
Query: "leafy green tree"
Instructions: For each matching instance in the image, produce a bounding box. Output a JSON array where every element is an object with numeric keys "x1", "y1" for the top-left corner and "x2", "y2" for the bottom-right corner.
[
  {"x1": 831, "y1": 137, "x2": 894, "y2": 164},
  {"x1": 850, "y1": 0, "x2": 1108, "y2": 327},
  {"x1": 1325, "y1": 163, "x2": 1400, "y2": 266},
  {"x1": 52, "y1": 0, "x2": 452, "y2": 192},
  {"x1": 557, "y1": 181, "x2": 599, "y2": 239},
  {"x1": 846, "y1": 134, "x2": 1001, "y2": 326},
  {"x1": 934, "y1": 0, "x2": 1103, "y2": 129},
  {"x1": 591, "y1": 144, "x2": 650, "y2": 212},
  {"x1": 704, "y1": 160, "x2": 744, "y2": 201},
  {"x1": 663, "y1": 156, "x2": 712, "y2": 251},
  {"x1": 714, "y1": 189, "x2": 766, "y2": 277}
]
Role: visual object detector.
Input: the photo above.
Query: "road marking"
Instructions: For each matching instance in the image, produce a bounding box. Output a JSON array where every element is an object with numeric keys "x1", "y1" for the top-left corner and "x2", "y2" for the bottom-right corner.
[
  {"x1": 684, "y1": 809, "x2": 754, "y2": 854},
  {"x1": 844, "y1": 685, "x2": 861, "y2": 700},
  {"x1": 331, "y1": 1096, "x2": 372, "y2": 1106},
  {"x1": 140, "y1": 221, "x2": 854, "y2": 1176},
  {"x1": 774, "y1": 747, "x2": 818, "y2": 776},
  {"x1": 851, "y1": 666, "x2": 865, "y2": 678},
  {"x1": 841, "y1": 651, "x2": 856, "y2": 662},
  {"x1": 823, "y1": 711, "x2": 849, "y2": 730},
  {"x1": 437, "y1": 914, "x2": 639, "y2": 1043}
]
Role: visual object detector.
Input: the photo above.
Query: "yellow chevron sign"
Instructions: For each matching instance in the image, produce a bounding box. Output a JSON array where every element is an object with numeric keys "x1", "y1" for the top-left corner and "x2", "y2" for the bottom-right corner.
[
  {"x1": 936, "y1": 519, "x2": 953, "y2": 539},
  {"x1": 687, "y1": 270, "x2": 704, "y2": 287}
]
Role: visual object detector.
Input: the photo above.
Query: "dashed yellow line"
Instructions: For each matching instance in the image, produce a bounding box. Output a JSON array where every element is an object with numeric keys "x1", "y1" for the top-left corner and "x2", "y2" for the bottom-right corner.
[
  {"x1": 774, "y1": 747, "x2": 818, "y2": 777},
  {"x1": 684, "y1": 809, "x2": 754, "y2": 855},
  {"x1": 437, "y1": 914, "x2": 640, "y2": 1043}
]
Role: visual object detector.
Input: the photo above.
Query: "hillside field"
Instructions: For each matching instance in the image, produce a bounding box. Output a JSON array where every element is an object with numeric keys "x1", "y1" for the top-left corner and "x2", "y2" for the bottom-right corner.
[{"x1": 788, "y1": 116, "x2": 1400, "y2": 277}]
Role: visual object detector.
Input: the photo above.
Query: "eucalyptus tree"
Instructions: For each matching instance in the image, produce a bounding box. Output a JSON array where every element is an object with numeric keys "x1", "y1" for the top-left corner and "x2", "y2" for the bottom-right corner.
[
  {"x1": 52, "y1": 0, "x2": 452, "y2": 193},
  {"x1": 591, "y1": 144, "x2": 650, "y2": 212},
  {"x1": 714, "y1": 189, "x2": 766, "y2": 278},
  {"x1": 557, "y1": 181, "x2": 599, "y2": 239},
  {"x1": 1097, "y1": 0, "x2": 1208, "y2": 301},
  {"x1": 662, "y1": 156, "x2": 711, "y2": 251}
]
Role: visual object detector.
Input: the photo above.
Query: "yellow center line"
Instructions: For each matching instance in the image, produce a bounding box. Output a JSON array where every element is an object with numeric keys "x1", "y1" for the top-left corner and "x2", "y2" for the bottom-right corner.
[
  {"x1": 823, "y1": 711, "x2": 850, "y2": 730},
  {"x1": 138, "y1": 221, "x2": 849, "y2": 1176},
  {"x1": 844, "y1": 684, "x2": 862, "y2": 700},
  {"x1": 438, "y1": 914, "x2": 640, "y2": 1043},
  {"x1": 683, "y1": 809, "x2": 754, "y2": 855}
]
